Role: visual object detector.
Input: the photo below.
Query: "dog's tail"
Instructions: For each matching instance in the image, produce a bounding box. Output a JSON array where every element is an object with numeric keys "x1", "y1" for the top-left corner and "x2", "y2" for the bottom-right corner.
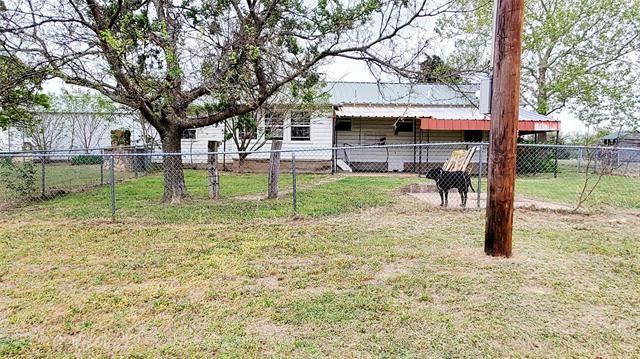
[{"x1": 468, "y1": 175, "x2": 475, "y2": 193}]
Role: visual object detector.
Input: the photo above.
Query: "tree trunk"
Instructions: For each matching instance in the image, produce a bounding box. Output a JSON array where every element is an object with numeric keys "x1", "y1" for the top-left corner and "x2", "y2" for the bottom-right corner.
[
  {"x1": 238, "y1": 153, "x2": 248, "y2": 173},
  {"x1": 267, "y1": 140, "x2": 282, "y2": 199},
  {"x1": 160, "y1": 129, "x2": 188, "y2": 203}
]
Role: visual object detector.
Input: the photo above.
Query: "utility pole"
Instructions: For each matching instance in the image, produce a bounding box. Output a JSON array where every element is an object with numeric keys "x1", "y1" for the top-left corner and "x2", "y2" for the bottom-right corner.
[{"x1": 484, "y1": 0, "x2": 525, "y2": 257}]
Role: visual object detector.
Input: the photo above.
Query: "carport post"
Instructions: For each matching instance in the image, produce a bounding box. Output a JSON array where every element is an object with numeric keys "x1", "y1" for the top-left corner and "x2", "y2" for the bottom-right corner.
[
  {"x1": 553, "y1": 130, "x2": 559, "y2": 178},
  {"x1": 484, "y1": 0, "x2": 525, "y2": 258}
]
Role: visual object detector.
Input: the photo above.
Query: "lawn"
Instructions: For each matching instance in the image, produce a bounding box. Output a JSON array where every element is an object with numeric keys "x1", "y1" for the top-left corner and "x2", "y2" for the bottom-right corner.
[
  {"x1": 515, "y1": 172, "x2": 640, "y2": 210},
  {"x1": 1, "y1": 173, "x2": 639, "y2": 357}
]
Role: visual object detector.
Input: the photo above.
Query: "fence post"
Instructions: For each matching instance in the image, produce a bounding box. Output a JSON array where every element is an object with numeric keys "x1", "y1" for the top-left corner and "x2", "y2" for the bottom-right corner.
[
  {"x1": 134, "y1": 155, "x2": 138, "y2": 178},
  {"x1": 577, "y1": 147, "x2": 582, "y2": 172},
  {"x1": 40, "y1": 154, "x2": 46, "y2": 198},
  {"x1": 267, "y1": 140, "x2": 282, "y2": 199},
  {"x1": 208, "y1": 141, "x2": 220, "y2": 200},
  {"x1": 477, "y1": 144, "x2": 483, "y2": 208},
  {"x1": 331, "y1": 148, "x2": 336, "y2": 175},
  {"x1": 553, "y1": 148, "x2": 559, "y2": 178},
  {"x1": 292, "y1": 153, "x2": 297, "y2": 214},
  {"x1": 100, "y1": 157, "x2": 104, "y2": 185},
  {"x1": 110, "y1": 155, "x2": 116, "y2": 222}
]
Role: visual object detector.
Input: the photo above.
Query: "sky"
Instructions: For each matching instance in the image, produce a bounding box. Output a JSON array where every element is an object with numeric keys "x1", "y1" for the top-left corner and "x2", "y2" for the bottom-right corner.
[{"x1": 43, "y1": 57, "x2": 590, "y2": 135}]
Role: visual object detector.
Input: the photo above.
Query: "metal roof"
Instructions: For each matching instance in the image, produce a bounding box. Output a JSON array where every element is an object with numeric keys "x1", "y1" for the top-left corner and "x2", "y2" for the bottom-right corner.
[
  {"x1": 325, "y1": 82, "x2": 478, "y2": 106},
  {"x1": 335, "y1": 105, "x2": 558, "y2": 122},
  {"x1": 601, "y1": 131, "x2": 629, "y2": 140}
]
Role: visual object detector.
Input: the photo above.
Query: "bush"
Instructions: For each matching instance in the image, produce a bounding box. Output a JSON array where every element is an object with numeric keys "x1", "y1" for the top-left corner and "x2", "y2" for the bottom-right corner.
[
  {"x1": 516, "y1": 147, "x2": 557, "y2": 174},
  {"x1": 111, "y1": 129, "x2": 131, "y2": 146},
  {"x1": 70, "y1": 155, "x2": 103, "y2": 166},
  {"x1": 0, "y1": 159, "x2": 37, "y2": 197}
]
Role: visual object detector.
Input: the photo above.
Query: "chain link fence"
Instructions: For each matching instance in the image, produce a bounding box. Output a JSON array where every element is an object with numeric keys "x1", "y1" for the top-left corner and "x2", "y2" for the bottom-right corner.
[{"x1": 1, "y1": 143, "x2": 639, "y2": 218}]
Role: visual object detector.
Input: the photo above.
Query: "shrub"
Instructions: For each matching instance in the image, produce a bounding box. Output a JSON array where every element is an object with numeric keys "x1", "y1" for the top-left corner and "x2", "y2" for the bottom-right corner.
[
  {"x1": 111, "y1": 129, "x2": 131, "y2": 146},
  {"x1": 70, "y1": 155, "x2": 103, "y2": 166},
  {"x1": 0, "y1": 159, "x2": 37, "y2": 197},
  {"x1": 516, "y1": 147, "x2": 556, "y2": 174}
]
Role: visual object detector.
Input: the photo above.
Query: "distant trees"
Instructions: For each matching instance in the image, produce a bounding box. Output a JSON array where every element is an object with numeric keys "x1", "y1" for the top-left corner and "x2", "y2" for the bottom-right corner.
[
  {"x1": 59, "y1": 92, "x2": 118, "y2": 151},
  {"x1": 439, "y1": 0, "x2": 640, "y2": 124},
  {"x1": 23, "y1": 112, "x2": 68, "y2": 151},
  {"x1": 20, "y1": 92, "x2": 119, "y2": 151}
]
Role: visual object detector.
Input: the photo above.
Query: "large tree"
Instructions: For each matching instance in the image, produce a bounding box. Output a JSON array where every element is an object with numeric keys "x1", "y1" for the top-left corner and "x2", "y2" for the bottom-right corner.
[
  {"x1": 2, "y1": 0, "x2": 452, "y2": 202},
  {"x1": 439, "y1": 0, "x2": 640, "y2": 120}
]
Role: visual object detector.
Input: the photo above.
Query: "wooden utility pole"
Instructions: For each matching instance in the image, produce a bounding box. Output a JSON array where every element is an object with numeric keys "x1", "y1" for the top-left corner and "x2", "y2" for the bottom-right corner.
[{"x1": 484, "y1": 0, "x2": 525, "y2": 257}]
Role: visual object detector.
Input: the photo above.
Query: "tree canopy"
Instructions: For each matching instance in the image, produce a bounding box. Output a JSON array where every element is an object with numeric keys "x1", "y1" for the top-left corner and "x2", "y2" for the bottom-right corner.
[
  {"x1": 417, "y1": 55, "x2": 461, "y2": 83},
  {"x1": 2, "y1": 0, "x2": 452, "y2": 201},
  {"x1": 0, "y1": 52, "x2": 49, "y2": 129},
  {"x1": 439, "y1": 0, "x2": 640, "y2": 125}
]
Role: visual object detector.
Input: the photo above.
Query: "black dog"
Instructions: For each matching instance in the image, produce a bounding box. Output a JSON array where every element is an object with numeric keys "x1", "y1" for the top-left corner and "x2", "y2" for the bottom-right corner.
[{"x1": 424, "y1": 167, "x2": 475, "y2": 207}]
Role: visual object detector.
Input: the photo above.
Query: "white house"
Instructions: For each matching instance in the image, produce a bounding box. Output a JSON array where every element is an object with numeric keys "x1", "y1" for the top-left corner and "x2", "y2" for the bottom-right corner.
[
  {"x1": 0, "y1": 112, "x2": 153, "y2": 152},
  {"x1": 180, "y1": 81, "x2": 560, "y2": 172},
  {"x1": 2, "y1": 81, "x2": 560, "y2": 172}
]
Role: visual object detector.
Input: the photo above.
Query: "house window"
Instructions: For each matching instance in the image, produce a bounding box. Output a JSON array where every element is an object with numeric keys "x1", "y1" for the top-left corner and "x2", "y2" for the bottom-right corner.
[
  {"x1": 393, "y1": 119, "x2": 414, "y2": 134},
  {"x1": 464, "y1": 130, "x2": 483, "y2": 142},
  {"x1": 291, "y1": 111, "x2": 311, "y2": 141},
  {"x1": 264, "y1": 111, "x2": 284, "y2": 140},
  {"x1": 335, "y1": 119, "x2": 352, "y2": 131},
  {"x1": 181, "y1": 129, "x2": 196, "y2": 140}
]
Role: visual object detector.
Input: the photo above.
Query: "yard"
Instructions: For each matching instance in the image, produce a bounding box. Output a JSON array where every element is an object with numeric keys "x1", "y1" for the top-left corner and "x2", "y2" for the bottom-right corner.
[{"x1": 1, "y1": 171, "x2": 639, "y2": 357}]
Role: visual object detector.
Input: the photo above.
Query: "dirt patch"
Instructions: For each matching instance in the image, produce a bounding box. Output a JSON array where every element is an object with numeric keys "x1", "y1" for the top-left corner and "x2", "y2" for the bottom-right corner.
[
  {"x1": 370, "y1": 259, "x2": 421, "y2": 283},
  {"x1": 398, "y1": 183, "x2": 437, "y2": 194},
  {"x1": 408, "y1": 192, "x2": 573, "y2": 211},
  {"x1": 246, "y1": 318, "x2": 293, "y2": 343},
  {"x1": 522, "y1": 285, "x2": 554, "y2": 295},
  {"x1": 232, "y1": 176, "x2": 342, "y2": 201},
  {"x1": 247, "y1": 276, "x2": 279, "y2": 291}
]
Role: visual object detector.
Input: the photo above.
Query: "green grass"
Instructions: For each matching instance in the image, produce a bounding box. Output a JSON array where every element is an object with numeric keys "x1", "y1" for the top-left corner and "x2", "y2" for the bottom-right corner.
[
  {"x1": 1, "y1": 179, "x2": 639, "y2": 356},
  {"x1": 18, "y1": 173, "x2": 416, "y2": 223},
  {"x1": 514, "y1": 172, "x2": 640, "y2": 210},
  {"x1": 4, "y1": 161, "x2": 638, "y2": 213},
  {"x1": 0, "y1": 162, "x2": 128, "y2": 203}
]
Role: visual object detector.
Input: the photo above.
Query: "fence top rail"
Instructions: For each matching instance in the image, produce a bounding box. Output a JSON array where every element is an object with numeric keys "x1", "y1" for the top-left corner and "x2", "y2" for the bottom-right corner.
[
  {"x1": 0, "y1": 142, "x2": 638, "y2": 158},
  {"x1": 0, "y1": 145, "x2": 154, "y2": 156}
]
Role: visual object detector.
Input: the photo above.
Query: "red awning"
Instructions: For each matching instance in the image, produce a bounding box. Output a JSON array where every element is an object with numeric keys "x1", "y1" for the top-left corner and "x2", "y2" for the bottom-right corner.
[{"x1": 420, "y1": 118, "x2": 560, "y2": 132}]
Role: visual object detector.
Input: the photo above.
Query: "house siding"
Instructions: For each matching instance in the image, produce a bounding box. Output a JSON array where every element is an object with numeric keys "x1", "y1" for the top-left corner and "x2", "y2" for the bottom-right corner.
[
  {"x1": 335, "y1": 118, "x2": 483, "y2": 171},
  {"x1": 180, "y1": 112, "x2": 334, "y2": 165}
]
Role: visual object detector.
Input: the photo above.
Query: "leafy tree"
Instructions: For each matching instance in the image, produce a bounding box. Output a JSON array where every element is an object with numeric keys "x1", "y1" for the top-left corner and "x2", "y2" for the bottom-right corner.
[
  {"x1": 2, "y1": 0, "x2": 451, "y2": 202},
  {"x1": 0, "y1": 51, "x2": 49, "y2": 129},
  {"x1": 439, "y1": 0, "x2": 640, "y2": 122},
  {"x1": 23, "y1": 110, "x2": 69, "y2": 151},
  {"x1": 417, "y1": 55, "x2": 462, "y2": 83}
]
